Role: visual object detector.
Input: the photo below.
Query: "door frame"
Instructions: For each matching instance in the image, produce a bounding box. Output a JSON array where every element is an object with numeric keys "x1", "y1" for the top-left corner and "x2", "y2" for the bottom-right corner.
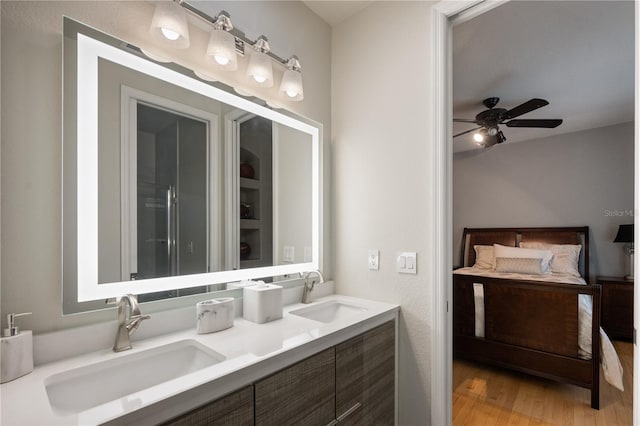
[{"x1": 429, "y1": 1, "x2": 640, "y2": 425}]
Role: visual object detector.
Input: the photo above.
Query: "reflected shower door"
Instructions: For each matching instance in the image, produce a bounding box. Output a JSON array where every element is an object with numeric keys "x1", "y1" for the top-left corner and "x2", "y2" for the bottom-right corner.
[{"x1": 135, "y1": 103, "x2": 207, "y2": 281}]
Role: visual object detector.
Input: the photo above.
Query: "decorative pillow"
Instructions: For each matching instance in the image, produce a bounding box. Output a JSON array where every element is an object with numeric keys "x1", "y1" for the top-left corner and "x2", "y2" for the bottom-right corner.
[
  {"x1": 493, "y1": 244, "x2": 554, "y2": 273},
  {"x1": 495, "y1": 257, "x2": 544, "y2": 275},
  {"x1": 473, "y1": 245, "x2": 494, "y2": 269},
  {"x1": 520, "y1": 242, "x2": 582, "y2": 277}
]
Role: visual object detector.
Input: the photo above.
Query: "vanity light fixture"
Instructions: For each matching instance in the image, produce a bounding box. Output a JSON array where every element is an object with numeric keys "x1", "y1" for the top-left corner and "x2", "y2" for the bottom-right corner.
[
  {"x1": 146, "y1": 1, "x2": 304, "y2": 101},
  {"x1": 206, "y1": 11, "x2": 237, "y2": 70},
  {"x1": 246, "y1": 36, "x2": 274, "y2": 87},
  {"x1": 280, "y1": 56, "x2": 304, "y2": 101},
  {"x1": 149, "y1": 0, "x2": 190, "y2": 48}
]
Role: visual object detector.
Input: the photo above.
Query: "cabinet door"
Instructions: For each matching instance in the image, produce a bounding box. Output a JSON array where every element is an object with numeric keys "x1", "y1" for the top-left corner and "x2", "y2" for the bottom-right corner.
[
  {"x1": 161, "y1": 385, "x2": 253, "y2": 426},
  {"x1": 255, "y1": 348, "x2": 335, "y2": 425},
  {"x1": 336, "y1": 320, "x2": 395, "y2": 425}
]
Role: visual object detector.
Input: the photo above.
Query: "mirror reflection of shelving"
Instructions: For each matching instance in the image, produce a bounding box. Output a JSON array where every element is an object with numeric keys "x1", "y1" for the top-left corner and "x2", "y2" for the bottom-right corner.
[{"x1": 239, "y1": 117, "x2": 273, "y2": 269}]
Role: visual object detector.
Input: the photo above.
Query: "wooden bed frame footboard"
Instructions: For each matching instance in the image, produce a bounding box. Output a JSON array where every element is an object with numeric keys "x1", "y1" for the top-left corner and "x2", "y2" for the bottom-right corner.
[{"x1": 453, "y1": 274, "x2": 602, "y2": 409}]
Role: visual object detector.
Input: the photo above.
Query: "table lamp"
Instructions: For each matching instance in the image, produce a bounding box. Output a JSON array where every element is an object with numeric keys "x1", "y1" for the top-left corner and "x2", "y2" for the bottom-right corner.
[{"x1": 614, "y1": 224, "x2": 634, "y2": 280}]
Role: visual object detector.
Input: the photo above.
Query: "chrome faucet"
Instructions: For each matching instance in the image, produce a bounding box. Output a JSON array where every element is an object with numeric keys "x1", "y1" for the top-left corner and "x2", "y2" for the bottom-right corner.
[
  {"x1": 301, "y1": 270, "x2": 325, "y2": 304},
  {"x1": 112, "y1": 294, "x2": 150, "y2": 352}
]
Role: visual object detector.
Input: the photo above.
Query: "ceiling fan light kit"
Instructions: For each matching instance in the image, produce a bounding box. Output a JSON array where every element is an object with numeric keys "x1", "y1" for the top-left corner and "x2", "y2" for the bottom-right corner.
[{"x1": 454, "y1": 97, "x2": 563, "y2": 148}]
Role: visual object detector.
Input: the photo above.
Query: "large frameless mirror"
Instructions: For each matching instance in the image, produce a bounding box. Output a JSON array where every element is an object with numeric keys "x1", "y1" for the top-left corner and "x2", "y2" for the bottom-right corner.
[{"x1": 63, "y1": 18, "x2": 321, "y2": 313}]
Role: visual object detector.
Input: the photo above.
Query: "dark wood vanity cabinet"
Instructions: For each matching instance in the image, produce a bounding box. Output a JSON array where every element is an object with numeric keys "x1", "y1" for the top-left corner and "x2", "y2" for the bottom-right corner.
[
  {"x1": 255, "y1": 348, "x2": 336, "y2": 425},
  {"x1": 160, "y1": 320, "x2": 395, "y2": 426},
  {"x1": 336, "y1": 321, "x2": 395, "y2": 425},
  {"x1": 162, "y1": 386, "x2": 253, "y2": 426}
]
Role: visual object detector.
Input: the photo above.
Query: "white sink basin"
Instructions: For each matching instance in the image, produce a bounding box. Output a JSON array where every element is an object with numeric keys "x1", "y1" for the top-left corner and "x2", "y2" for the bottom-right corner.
[
  {"x1": 45, "y1": 339, "x2": 225, "y2": 413},
  {"x1": 289, "y1": 300, "x2": 368, "y2": 323}
]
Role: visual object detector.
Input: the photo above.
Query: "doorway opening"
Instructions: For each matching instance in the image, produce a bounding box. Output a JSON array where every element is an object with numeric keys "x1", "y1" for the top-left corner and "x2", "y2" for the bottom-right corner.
[{"x1": 430, "y1": 1, "x2": 639, "y2": 424}]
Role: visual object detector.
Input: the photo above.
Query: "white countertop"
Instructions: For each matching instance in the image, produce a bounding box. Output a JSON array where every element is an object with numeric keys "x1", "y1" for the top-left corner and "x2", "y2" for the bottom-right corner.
[{"x1": 0, "y1": 294, "x2": 399, "y2": 426}]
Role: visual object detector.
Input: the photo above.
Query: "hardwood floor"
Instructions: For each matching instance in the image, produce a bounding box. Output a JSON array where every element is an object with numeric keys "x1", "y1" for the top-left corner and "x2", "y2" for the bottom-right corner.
[{"x1": 453, "y1": 340, "x2": 633, "y2": 425}]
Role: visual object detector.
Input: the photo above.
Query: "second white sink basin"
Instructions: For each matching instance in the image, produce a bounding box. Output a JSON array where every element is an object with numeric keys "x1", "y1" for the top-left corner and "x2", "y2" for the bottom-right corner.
[
  {"x1": 289, "y1": 300, "x2": 368, "y2": 323},
  {"x1": 45, "y1": 339, "x2": 225, "y2": 413}
]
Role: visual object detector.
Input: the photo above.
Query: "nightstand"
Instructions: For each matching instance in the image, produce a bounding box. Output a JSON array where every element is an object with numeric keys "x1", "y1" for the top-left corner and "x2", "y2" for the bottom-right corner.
[{"x1": 597, "y1": 276, "x2": 634, "y2": 341}]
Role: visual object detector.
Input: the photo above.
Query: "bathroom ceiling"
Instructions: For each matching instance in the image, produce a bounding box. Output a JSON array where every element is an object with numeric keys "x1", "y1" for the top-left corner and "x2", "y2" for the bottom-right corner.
[
  {"x1": 453, "y1": 1, "x2": 635, "y2": 153},
  {"x1": 302, "y1": 1, "x2": 373, "y2": 26}
]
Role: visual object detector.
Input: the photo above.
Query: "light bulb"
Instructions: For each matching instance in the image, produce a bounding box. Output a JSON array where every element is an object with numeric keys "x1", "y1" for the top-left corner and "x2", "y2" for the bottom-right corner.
[
  {"x1": 161, "y1": 27, "x2": 180, "y2": 41},
  {"x1": 473, "y1": 132, "x2": 484, "y2": 142},
  {"x1": 214, "y1": 55, "x2": 230, "y2": 65},
  {"x1": 253, "y1": 74, "x2": 267, "y2": 84},
  {"x1": 286, "y1": 89, "x2": 298, "y2": 98}
]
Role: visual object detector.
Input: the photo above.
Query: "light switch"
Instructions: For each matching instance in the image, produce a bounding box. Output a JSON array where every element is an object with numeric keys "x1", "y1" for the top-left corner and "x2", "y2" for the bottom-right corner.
[
  {"x1": 406, "y1": 255, "x2": 415, "y2": 270},
  {"x1": 368, "y1": 249, "x2": 380, "y2": 271},
  {"x1": 397, "y1": 252, "x2": 417, "y2": 274}
]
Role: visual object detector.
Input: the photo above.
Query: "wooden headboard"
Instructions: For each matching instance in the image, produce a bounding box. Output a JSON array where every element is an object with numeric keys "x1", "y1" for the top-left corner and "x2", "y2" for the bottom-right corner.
[{"x1": 461, "y1": 227, "x2": 590, "y2": 280}]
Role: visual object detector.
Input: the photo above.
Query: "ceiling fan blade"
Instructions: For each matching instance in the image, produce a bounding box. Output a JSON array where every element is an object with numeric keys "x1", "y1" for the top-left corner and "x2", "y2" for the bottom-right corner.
[
  {"x1": 503, "y1": 98, "x2": 549, "y2": 119},
  {"x1": 453, "y1": 127, "x2": 482, "y2": 138},
  {"x1": 453, "y1": 118, "x2": 477, "y2": 123},
  {"x1": 505, "y1": 119, "x2": 563, "y2": 128}
]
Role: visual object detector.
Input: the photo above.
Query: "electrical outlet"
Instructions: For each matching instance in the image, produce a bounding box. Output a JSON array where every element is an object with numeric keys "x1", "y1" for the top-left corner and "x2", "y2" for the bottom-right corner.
[{"x1": 368, "y1": 249, "x2": 380, "y2": 271}]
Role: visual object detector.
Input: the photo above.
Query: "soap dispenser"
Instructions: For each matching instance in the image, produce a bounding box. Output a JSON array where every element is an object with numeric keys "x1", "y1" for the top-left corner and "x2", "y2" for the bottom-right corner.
[{"x1": 1, "y1": 312, "x2": 33, "y2": 383}]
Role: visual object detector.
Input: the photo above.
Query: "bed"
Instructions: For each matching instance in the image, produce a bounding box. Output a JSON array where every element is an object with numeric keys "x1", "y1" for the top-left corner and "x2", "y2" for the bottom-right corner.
[{"x1": 453, "y1": 227, "x2": 623, "y2": 409}]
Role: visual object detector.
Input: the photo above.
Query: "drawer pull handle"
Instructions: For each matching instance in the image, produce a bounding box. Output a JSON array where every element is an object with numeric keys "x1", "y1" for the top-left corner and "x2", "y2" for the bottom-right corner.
[{"x1": 337, "y1": 402, "x2": 362, "y2": 422}]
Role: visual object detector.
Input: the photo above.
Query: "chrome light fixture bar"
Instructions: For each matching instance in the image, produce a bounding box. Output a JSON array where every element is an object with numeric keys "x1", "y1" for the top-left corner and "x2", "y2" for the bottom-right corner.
[{"x1": 149, "y1": 0, "x2": 303, "y2": 99}]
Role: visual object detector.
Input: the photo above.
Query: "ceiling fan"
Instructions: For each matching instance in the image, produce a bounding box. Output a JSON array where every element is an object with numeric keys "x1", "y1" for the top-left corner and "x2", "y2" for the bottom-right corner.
[{"x1": 453, "y1": 97, "x2": 563, "y2": 147}]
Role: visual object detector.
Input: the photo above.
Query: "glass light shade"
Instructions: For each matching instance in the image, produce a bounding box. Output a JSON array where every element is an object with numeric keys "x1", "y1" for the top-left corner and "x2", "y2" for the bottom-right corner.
[
  {"x1": 206, "y1": 29, "x2": 237, "y2": 70},
  {"x1": 279, "y1": 69, "x2": 304, "y2": 101},
  {"x1": 246, "y1": 51, "x2": 274, "y2": 87},
  {"x1": 473, "y1": 132, "x2": 484, "y2": 143},
  {"x1": 149, "y1": 1, "x2": 190, "y2": 49}
]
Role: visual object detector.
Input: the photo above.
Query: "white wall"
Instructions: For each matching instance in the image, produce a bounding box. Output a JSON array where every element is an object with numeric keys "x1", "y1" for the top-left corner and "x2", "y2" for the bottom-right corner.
[
  {"x1": 1, "y1": 1, "x2": 331, "y2": 333},
  {"x1": 453, "y1": 122, "x2": 635, "y2": 278},
  {"x1": 332, "y1": 2, "x2": 434, "y2": 424}
]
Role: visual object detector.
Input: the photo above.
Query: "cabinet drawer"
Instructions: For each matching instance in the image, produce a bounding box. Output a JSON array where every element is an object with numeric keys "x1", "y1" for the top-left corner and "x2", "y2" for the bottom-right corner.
[
  {"x1": 255, "y1": 348, "x2": 336, "y2": 425},
  {"x1": 161, "y1": 386, "x2": 253, "y2": 426}
]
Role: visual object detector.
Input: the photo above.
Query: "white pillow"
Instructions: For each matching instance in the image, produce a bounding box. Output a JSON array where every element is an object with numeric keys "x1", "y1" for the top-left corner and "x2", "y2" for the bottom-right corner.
[
  {"x1": 473, "y1": 245, "x2": 494, "y2": 269},
  {"x1": 519, "y1": 242, "x2": 582, "y2": 277},
  {"x1": 495, "y1": 257, "x2": 544, "y2": 275},
  {"x1": 493, "y1": 244, "x2": 553, "y2": 273}
]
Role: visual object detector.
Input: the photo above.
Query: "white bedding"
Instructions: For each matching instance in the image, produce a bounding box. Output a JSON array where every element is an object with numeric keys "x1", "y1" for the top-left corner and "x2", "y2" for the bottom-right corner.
[{"x1": 454, "y1": 267, "x2": 624, "y2": 391}]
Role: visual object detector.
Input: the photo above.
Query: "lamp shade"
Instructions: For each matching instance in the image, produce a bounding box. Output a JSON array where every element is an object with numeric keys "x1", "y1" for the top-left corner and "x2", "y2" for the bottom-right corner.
[
  {"x1": 279, "y1": 69, "x2": 304, "y2": 101},
  {"x1": 149, "y1": 1, "x2": 190, "y2": 49},
  {"x1": 246, "y1": 50, "x2": 273, "y2": 87},
  {"x1": 614, "y1": 224, "x2": 634, "y2": 243},
  {"x1": 206, "y1": 29, "x2": 237, "y2": 70}
]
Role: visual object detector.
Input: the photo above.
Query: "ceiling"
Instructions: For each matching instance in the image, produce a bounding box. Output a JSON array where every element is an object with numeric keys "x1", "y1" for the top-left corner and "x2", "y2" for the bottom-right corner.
[
  {"x1": 302, "y1": 1, "x2": 373, "y2": 26},
  {"x1": 452, "y1": 1, "x2": 635, "y2": 153},
  {"x1": 299, "y1": 2, "x2": 634, "y2": 153}
]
